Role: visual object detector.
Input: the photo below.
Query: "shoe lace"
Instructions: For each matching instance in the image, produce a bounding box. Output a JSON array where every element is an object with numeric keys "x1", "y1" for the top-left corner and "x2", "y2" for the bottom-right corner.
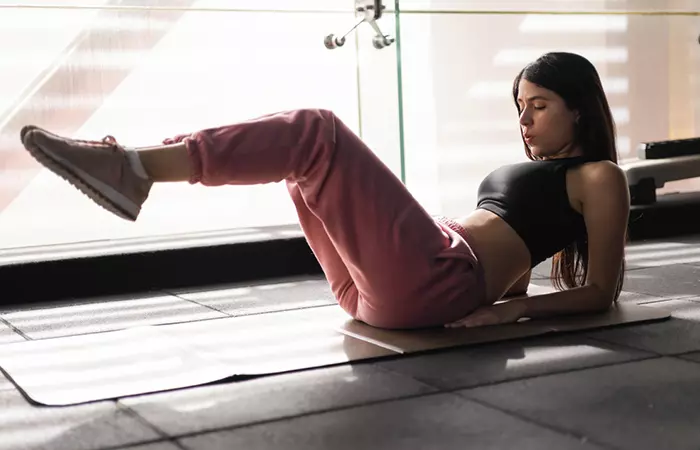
[
  {"x1": 102, "y1": 135, "x2": 119, "y2": 146},
  {"x1": 101, "y1": 135, "x2": 122, "y2": 151},
  {"x1": 70, "y1": 135, "x2": 123, "y2": 152}
]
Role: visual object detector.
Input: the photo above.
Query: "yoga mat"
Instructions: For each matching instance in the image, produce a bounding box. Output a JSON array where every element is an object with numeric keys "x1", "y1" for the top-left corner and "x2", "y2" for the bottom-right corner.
[{"x1": 0, "y1": 295, "x2": 670, "y2": 406}]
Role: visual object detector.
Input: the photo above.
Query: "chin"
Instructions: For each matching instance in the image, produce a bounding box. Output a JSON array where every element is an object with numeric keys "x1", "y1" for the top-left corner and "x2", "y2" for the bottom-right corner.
[
  {"x1": 529, "y1": 147, "x2": 547, "y2": 159},
  {"x1": 530, "y1": 147, "x2": 557, "y2": 160}
]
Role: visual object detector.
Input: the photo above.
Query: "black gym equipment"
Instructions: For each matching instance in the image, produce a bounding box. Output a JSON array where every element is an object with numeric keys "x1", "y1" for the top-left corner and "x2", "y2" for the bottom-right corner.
[{"x1": 624, "y1": 137, "x2": 700, "y2": 205}]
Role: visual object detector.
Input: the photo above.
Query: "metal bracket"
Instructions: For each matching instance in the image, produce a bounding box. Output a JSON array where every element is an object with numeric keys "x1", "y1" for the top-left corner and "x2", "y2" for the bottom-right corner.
[{"x1": 324, "y1": 0, "x2": 395, "y2": 50}]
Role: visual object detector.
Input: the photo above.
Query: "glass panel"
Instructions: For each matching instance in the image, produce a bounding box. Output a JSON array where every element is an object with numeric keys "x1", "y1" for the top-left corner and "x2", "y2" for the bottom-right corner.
[
  {"x1": 0, "y1": 0, "x2": 385, "y2": 251},
  {"x1": 4, "y1": 0, "x2": 697, "y2": 254},
  {"x1": 397, "y1": 6, "x2": 700, "y2": 216},
  {"x1": 398, "y1": 0, "x2": 699, "y2": 13},
  {"x1": 355, "y1": 6, "x2": 403, "y2": 179},
  {"x1": 0, "y1": 0, "x2": 352, "y2": 11}
]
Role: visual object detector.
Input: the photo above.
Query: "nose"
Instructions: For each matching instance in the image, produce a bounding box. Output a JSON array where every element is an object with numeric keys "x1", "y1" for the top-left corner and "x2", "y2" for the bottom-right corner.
[{"x1": 519, "y1": 108, "x2": 533, "y2": 127}]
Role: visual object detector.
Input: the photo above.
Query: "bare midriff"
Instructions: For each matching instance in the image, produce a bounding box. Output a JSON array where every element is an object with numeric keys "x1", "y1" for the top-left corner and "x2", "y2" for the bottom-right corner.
[{"x1": 455, "y1": 209, "x2": 532, "y2": 305}]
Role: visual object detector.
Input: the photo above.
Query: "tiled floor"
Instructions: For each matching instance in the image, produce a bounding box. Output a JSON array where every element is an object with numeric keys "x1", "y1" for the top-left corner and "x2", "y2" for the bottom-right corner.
[{"x1": 3, "y1": 236, "x2": 700, "y2": 449}]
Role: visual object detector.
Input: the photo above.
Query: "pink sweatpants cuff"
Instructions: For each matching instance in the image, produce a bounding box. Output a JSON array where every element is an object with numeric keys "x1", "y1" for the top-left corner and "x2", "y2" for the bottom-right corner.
[{"x1": 184, "y1": 136, "x2": 204, "y2": 185}]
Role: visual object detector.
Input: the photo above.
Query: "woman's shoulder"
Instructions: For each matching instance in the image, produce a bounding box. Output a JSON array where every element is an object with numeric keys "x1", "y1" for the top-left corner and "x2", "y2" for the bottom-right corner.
[
  {"x1": 567, "y1": 159, "x2": 628, "y2": 210},
  {"x1": 577, "y1": 159, "x2": 626, "y2": 184}
]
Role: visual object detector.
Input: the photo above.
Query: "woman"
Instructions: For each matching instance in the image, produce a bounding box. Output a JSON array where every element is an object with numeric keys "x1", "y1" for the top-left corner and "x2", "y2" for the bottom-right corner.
[{"x1": 19, "y1": 52, "x2": 629, "y2": 330}]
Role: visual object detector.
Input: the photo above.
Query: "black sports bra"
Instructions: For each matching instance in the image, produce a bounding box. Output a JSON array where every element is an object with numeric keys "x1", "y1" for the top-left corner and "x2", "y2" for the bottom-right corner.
[{"x1": 476, "y1": 156, "x2": 591, "y2": 267}]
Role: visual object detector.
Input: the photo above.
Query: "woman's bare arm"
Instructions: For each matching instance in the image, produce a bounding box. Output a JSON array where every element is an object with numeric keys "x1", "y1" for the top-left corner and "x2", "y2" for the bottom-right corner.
[
  {"x1": 509, "y1": 161, "x2": 630, "y2": 318},
  {"x1": 446, "y1": 161, "x2": 630, "y2": 328}
]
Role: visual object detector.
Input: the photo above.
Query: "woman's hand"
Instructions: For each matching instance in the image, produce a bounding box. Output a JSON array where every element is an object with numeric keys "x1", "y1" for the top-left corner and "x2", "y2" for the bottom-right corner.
[
  {"x1": 445, "y1": 301, "x2": 527, "y2": 328},
  {"x1": 162, "y1": 133, "x2": 193, "y2": 145}
]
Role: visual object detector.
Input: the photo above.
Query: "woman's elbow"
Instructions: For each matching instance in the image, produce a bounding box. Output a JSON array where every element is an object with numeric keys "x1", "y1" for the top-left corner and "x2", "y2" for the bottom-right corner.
[
  {"x1": 587, "y1": 283, "x2": 616, "y2": 311},
  {"x1": 504, "y1": 286, "x2": 528, "y2": 297}
]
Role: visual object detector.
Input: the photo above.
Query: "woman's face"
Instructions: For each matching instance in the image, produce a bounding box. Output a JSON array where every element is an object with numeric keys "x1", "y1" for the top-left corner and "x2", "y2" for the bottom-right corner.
[{"x1": 517, "y1": 79, "x2": 581, "y2": 159}]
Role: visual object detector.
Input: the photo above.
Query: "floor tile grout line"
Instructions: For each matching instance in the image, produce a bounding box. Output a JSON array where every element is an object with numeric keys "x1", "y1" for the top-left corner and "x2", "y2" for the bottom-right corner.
[
  {"x1": 376, "y1": 353, "x2": 661, "y2": 397},
  {"x1": 139, "y1": 390, "x2": 446, "y2": 443},
  {"x1": 163, "y1": 292, "x2": 339, "y2": 319},
  {"x1": 0, "y1": 292, "x2": 688, "y2": 442},
  {"x1": 665, "y1": 352, "x2": 700, "y2": 363},
  {"x1": 441, "y1": 353, "x2": 697, "y2": 449},
  {"x1": 580, "y1": 300, "x2": 700, "y2": 357},
  {"x1": 0, "y1": 287, "x2": 681, "y2": 343},
  {"x1": 85, "y1": 437, "x2": 181, "y2": 450},
  {"x1": 1, "y1": 303, "x2": 338, "y2": 342},
  {"x1": 1, "y1": 298, "x2": 679, "y2": 344},
  {"x1": 368, "y1": 362, "x2": 446, "y2": 392},
  {"x1": 0, "y1": 316, "x2": 32, "y2": 341},
  {"x1": 4, "y1": 315, "x2": 236, "y2": 342},
  {"x1": 116, "y1": 401, "x2": 172, "y2": 441},
  {"x1": 625, "y1": 261, "x2": 700, "y2": 270},
  {"x1": 576, "y1": 334, "x2": 669, "y2": 358},
  {"x1": 145, "y1": 355, "x2": 665, "y2": 443},
  {"x1": 670, "y1": 349, "x2": 700, "y2": 357},
  {"x1": 451, "y1": 390, "x2": 622, "y2": 450},
  {"x1": 170, "y1": 439, "x2": 189, "y2": 450},
  {"x1": 623, "y1": 265, "x2": 668, "y2": 272},
  {"x1": 164, "y1": 291, "x2": 234, "y2": 317}
]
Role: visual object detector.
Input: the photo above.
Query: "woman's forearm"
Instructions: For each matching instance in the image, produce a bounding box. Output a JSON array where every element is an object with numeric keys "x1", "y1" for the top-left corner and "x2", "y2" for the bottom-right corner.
[{"x1": 508, "y1": 284, "x2": 612, "y2": 320}]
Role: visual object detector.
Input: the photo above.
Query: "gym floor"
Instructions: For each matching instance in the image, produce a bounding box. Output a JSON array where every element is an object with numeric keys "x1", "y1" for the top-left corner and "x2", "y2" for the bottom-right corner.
[{"x1": 2, "y1": 234, "x2": 700, "y2": 450}]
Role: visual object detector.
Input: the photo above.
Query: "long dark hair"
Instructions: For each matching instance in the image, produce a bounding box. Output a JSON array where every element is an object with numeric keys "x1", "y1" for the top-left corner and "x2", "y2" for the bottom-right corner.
[{"x1": 512, "y1": 52, "x2": 625, "y2": 301}]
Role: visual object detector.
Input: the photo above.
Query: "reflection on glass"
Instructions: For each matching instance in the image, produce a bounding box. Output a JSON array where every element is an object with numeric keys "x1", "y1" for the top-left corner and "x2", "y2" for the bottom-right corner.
[
  {"x1": 0, "y1": 0, "x2": 352, "y2": 11},
  {"x1": 397, "y1": 0, "x2": 700, "y2": 13},
  {"x1": 0, "y1": 2, "x2": 361, "y2": 250},
  {"x1": 399, "y1": 11, "x2": 700, "y2": 217},
  {"x1": 1, "y1": 2, "x2": 699, "y2": 254}
]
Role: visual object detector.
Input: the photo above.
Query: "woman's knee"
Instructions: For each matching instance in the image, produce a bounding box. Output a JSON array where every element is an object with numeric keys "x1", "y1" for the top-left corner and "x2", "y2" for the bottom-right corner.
[
  {"x1": 298, "y1": 108, "x2": 337, "y2": 120},
  {"x1": 302, "y1": 109, "x2": 339, "y2": 140}
]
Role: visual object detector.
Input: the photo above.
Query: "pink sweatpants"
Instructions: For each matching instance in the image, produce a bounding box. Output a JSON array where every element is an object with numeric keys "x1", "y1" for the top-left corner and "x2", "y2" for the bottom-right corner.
[{"x1": 165, "y1": 109, "x2": 486, "y2": 329}]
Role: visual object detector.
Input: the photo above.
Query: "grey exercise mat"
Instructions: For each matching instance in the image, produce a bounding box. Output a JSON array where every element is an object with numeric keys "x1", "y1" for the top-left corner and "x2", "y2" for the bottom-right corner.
[{"x1": 0, "y1": 300, "x2": 670, "y2": 407}]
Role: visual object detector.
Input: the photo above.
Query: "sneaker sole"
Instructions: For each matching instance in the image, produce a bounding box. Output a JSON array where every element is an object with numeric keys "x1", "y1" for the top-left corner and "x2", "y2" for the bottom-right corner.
[
  {"x1": 22, "y1": 129, "x2": 139, "y2": 221},
  {"x1": 20, "y1": 125, "x2": 37, "y2": 143}
]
